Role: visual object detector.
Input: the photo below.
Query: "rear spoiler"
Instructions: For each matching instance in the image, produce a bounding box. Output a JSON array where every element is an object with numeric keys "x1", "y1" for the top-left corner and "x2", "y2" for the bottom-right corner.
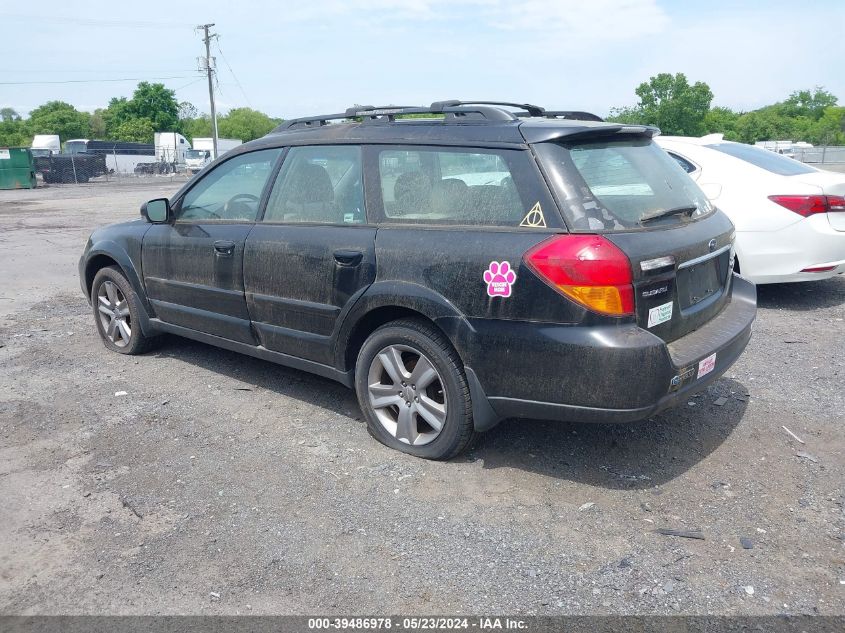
[{"x1": 521, "y1": 124, "x2": 661, "y2": 144}]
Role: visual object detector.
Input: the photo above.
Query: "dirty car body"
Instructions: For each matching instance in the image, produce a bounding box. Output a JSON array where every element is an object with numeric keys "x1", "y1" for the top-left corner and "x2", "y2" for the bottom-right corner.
[{"x1": 79, "y1": 101, "x2": 757, "y2": 459}]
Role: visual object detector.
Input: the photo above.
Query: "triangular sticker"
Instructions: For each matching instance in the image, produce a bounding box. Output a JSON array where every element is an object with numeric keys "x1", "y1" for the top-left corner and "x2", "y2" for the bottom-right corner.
[{"x1": 520, "y1": 202, "x2": 546, "y2": 228}]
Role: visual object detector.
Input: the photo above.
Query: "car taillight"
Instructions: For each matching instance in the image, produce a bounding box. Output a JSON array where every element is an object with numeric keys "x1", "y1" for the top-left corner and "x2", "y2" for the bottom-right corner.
[
  {"x1": 524, "y1": 235, "x2": 634, "y2": 316},
  {"x1": 768, "y1": 194, "x2": 845, "y2": 216}
]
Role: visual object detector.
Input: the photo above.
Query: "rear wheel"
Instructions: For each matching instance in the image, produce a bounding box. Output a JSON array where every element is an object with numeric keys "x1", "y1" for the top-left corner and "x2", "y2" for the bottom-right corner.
[
  {"x1": 91, "y1": 266, "x2": 159, "y2": 355},
  {"x1": 355, "y1": 319, "x2": 475, "y2": 460}
]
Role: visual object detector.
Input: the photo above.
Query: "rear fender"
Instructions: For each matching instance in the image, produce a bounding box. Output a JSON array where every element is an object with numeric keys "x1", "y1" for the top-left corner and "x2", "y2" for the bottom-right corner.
[
  {"x1": 334, "y1": 280, "x2": 471, "y2": 370},
  {"x1": 334, "y1": 280, "x2": 500, "y2": 432}
]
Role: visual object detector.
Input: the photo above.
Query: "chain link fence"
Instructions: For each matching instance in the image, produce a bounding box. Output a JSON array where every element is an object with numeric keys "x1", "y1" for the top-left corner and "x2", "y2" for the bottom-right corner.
[
  {"x1": 34, "y1": 139, "x2": 194, "y2": 186},
  {"x1": 793, "y1": 146, "x2": 845, "y2": 165}
]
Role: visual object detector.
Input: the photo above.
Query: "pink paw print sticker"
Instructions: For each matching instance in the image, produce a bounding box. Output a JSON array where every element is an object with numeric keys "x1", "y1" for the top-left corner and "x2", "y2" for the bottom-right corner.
[{"x1": 483, "y1": 261, "x2": 516, "y2": 297}]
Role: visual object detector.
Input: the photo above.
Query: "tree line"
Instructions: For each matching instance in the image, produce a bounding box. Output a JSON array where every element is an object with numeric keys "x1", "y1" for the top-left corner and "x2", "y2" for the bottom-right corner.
[
  {"x1": 0, "y1": 82, "x2": 282, "y2": 148},
  {"x1": 608, "y1": 73, "x2": 845, "y2": 145},
  {"x1": 3, "y1": 75, "x2": 844, "y2": 149}
]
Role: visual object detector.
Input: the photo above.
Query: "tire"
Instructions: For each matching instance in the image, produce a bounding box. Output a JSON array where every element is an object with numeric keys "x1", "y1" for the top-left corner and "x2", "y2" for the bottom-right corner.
[
  {"x1": 91, "y1": 266, "x2": 160, "y2": 355},
  {"x1": 355, "y1": 318, "x2": 476, "y2": 460}
]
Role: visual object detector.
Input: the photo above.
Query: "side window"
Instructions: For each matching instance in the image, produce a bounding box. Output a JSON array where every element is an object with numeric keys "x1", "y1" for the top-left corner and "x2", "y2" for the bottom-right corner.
[
  {"x1": 178, "y1": 148, "x2": 281, "y2": 222},
  {"x1": 377, "y1": 147, "x2": 534, "y2": 226},
  {"x1": 669, "y1": 152, "x2": 697, "y2": 174},
  {"x1": 263, "y1": 145, "x2": 364, "y2": 224}
]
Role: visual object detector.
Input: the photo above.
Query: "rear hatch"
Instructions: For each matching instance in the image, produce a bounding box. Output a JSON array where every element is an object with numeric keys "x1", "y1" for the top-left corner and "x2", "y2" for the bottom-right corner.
[{"x1": 533, "y1": 132, "x2": 735, "y2": 343}]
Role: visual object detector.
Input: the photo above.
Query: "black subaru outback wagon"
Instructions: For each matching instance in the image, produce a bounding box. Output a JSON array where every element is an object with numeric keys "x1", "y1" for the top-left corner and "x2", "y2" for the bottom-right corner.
[{"x1": 79, "y1": 101, "x2": 756, "y2": 459}]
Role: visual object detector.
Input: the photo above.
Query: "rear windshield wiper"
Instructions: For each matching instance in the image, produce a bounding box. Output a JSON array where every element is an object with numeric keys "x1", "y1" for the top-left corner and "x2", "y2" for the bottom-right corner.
[{"x1": 639, "y1": 205, "x2": 698, "y2": 224}]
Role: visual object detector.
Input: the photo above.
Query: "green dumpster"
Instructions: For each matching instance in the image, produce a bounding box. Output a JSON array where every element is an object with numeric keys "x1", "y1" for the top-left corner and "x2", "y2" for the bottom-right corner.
[{"x1": 0, "y1": 147, "x2": 38, "y2": 189}]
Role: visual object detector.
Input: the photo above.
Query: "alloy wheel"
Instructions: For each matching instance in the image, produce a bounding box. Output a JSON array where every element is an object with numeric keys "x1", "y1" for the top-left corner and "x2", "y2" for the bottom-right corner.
[
  {"x1": 97, "y1": 280, "x2": 132, "y2": 348},
  {"x1": 367, "y1": 344, "x2": 448, "y2": 446}
]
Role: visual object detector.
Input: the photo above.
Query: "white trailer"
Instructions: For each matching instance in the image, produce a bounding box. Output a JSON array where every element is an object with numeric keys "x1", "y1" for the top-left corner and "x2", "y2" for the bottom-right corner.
[{"x1": 154, "y1": 132, "x2": 191, "y2": 164}]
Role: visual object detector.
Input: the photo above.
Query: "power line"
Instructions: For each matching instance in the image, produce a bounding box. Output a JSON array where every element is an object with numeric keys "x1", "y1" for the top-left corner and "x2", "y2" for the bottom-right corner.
[
  {"x1": 173, "y1": 77, "x2": 207, "y2": 92},
  {"x1": 0, "y1": 69, "x2": 200, "y2": 75},
  {"x1": 1, "y1": 76, "x2": 200, "y2": 86},
  {"x1": 215, "y1": 38, "x2": 252, "y2": 107},
  {"x1": 0, "y1": 75, "x2": 201, "y2": 86},
  {"x1": 0, "y1": 13, "x2": 195, "y2": 28}
]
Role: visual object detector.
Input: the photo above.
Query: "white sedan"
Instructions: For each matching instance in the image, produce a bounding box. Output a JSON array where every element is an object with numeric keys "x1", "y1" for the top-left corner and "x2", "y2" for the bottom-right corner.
[{"x1": 656, "y1": 134, "x2": 845, "y2": 284}]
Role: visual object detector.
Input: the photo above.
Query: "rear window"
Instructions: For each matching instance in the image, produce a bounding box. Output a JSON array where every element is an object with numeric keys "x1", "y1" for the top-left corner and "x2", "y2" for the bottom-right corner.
[
  {"x1": 375, "y1": 146, "x2": 552, "y2": 227},
  {"x1": 535, "y1": 137, "x2": 714, "y2": 232},
  {"x1": 705, "y1": 142, "x2": 816, "y2": 176}
]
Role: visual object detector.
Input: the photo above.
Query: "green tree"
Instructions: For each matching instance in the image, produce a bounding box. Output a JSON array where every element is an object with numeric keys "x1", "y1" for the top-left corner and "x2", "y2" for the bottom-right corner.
[
  {"x1": 114, "y1": 117, "x2": 156, "y2": 143},
  {"x1": 632, "y1": 73, "x2": 713, "y2": 136},
  {"x1": 89, "y1": 109, "x2": 107, "y2": 138},
  {"x1": 99, "y1": 97, "x2": 133, "y2": 138},
  {"x1": 782, "y1": 87, "x2": 837, "y2": 121},
  {"x1": 1, "y1": 107, "x2": 21, "y2": 123},
  {"x1": 606, "y1": 106, "x2": 645, "y2": 124},
  {"x1": 703, "y1": 106, "x2": 740, "y2": 140},
  {"x1": 178, "y1": 101, "x2": 197, "y2": 121},
  {"x1": 183, "y1": 115, "x2": 213, "y2": 141},
  {"x1": 218, "y1": 107, "x2": 277, "y2": 142},
  {"x1": 28, "y1": 101, "x2": 91, "y2": 140},
  {"x1": 126, "y1": 82, "x2": 179, "y2": 132},
  {"x1": 0, "y1": 108, "x2": 29, "y2": 146},
  {"x1": 810, "y1": 106, "x2": 845, "y2": 145},
  {"x1": 733, "y1": 106, "x2": 813, "y2": 144}
]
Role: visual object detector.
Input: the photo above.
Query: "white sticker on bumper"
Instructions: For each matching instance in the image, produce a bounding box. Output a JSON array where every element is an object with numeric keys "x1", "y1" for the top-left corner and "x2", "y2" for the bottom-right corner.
[
  {"x1": 697, "y1": 352, "x2": 717, "y2": 379},
  {"x1": 647, "y1": 301, "x2": 673, "y2": 328}
]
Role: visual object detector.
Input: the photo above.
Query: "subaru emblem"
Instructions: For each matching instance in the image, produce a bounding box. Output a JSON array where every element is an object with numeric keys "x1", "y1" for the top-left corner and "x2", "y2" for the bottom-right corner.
[{"x1": 708, "y1": 239, "x2": 717, "y2": 252}]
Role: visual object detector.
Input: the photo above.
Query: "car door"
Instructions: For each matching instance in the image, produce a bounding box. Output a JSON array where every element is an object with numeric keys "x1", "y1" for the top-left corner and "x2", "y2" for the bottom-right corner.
[
  {"x1": 243, "y1": 145, "x2": 376, "y2": 365},
  {"x1": 142, "y1": 148, "x2": 283, "y2": 344}
]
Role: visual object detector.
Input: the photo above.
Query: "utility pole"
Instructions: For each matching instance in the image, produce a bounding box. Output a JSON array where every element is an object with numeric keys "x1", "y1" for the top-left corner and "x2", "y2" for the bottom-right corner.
[{"x1": 198, "y1": 23, "x2": 219, "y2": 159}]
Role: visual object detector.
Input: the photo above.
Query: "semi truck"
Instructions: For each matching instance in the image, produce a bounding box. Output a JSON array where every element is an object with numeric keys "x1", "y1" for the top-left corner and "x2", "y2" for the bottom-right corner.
[
  {"x1": 185, "y1": 137, "x2": 242, "y2": 173},
  {"x1": 31, "y1": 134, "x2": 61, "y2": 158}
]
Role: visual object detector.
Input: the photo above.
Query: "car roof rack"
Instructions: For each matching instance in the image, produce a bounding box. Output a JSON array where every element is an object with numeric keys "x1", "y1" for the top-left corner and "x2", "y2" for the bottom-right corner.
[
  {"x1": 273, "y1": 101, "x2": 603, "y2": 132},
  {"x1": 517, "y1": 110, "x2": 604, "y2": 122}
]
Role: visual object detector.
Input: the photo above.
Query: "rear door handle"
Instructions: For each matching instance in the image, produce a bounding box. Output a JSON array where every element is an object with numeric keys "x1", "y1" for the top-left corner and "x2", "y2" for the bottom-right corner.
[
  {"x1": 213, "y1": 240, "x2": 236, "y2": 257},
  {"x1": 333, "y1": 249, "x2": 364, "y2": 267}
]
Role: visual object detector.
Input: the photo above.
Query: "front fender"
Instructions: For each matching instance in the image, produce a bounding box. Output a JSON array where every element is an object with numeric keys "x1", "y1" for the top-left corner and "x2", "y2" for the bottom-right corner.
[{"x1": 81, "y1": 233, "x2": 156, "y2": 336}]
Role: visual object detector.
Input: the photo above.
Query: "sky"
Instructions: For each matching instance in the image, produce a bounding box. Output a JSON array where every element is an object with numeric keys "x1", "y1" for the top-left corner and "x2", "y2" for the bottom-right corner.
[{"x1": 2, "y1": 0, "x2": 844, "y2": 120}]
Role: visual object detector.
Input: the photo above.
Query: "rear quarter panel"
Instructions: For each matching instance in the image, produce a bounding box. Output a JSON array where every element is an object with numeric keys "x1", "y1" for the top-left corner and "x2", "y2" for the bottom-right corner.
[{"x1": 373, "y1": 226, "x2": 591, "y2": 324}]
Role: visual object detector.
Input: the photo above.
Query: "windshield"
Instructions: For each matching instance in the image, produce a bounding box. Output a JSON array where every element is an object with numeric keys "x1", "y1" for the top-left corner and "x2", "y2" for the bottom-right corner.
[
  {"x1": 185, "y1": 149, "x2": 208, "y2": 159},
  {"x1": 64, "y1": 141, "x2": 87, "y2": 155},
  {"x1": 535, "y1": 137, "x2": 714, "y2": 232},
  {"x1": 705, "y1": 142, "x2": 816, "y2": 176}
]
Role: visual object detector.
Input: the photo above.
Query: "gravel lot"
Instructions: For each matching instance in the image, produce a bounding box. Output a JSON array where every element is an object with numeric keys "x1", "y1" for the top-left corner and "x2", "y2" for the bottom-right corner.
[{"x1": 1, "y1": 181, "x2": 843, "y2": 616}]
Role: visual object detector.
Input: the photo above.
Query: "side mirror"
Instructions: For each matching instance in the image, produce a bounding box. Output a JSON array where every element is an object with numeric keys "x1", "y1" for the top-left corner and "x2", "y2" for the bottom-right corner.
[{"x1": 141, "y1": 198, "x2": 170, "y2": 223}]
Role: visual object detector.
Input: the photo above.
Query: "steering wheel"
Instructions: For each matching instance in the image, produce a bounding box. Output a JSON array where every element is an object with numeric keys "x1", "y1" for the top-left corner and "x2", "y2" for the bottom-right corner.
[{"x1": 223, "y1": 193, "x2": 259, "y2": 217}]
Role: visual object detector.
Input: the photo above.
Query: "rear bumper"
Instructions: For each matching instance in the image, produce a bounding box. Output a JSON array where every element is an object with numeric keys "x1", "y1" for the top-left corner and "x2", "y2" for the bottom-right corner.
[
  {"x1": 738, "y1": 214, "x2": 845, "y2": 284},
  {"x1": 462, "y1": 274, "x2": 756, "y2": 429}
]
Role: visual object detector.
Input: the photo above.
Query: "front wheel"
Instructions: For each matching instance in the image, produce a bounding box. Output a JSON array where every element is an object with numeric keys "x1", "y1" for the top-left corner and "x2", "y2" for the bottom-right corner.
[
  {"x1": 91, "y1": 266, "x2": 159, "y2": 355},
  {"x1": 355, "y1": 319, "x2": 476, "y2": 460}
]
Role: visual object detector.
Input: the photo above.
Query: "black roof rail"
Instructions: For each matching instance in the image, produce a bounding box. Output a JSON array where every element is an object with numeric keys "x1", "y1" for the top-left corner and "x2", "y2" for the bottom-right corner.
[
  {"x1": 432, "y1": 100, "x2": 546, "y2": 117},
  {"x1": 270, "y1": 100, "x2": 605, "y2": 133},
  {"x1": 273, "y1": 101, "x2": 524, "y2": 132},
  {"x1": 347, "y1": 102, "x2": 518, "y2": 122},
  {"x1": 512, "y1": 110, "x2": 604, "y2": 122},
  {"x1": 542, "y1": 110, "x2": 604, "y2": 122},
  {"x1": 275, "y1": 111, "x2": 352, "y2": 131}
]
